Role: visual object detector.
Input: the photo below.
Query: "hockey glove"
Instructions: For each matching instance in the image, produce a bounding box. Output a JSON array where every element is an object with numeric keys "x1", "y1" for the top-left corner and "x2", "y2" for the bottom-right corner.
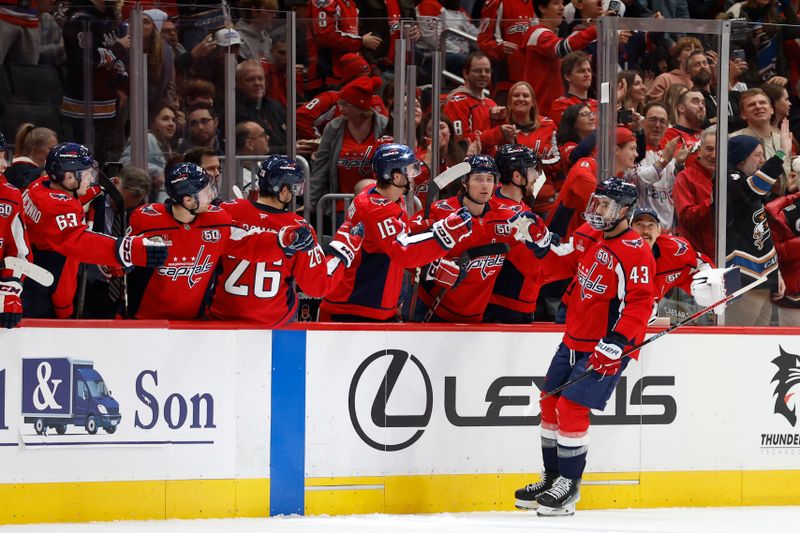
[
  {"x1": 691, "y1": 267, "x2": 741, "y2": 315},
  {"x1": 510, "y1": 211, "x2": 550, "y2": 246},
  {"x1": 278, "y1": 224, "x2": 315, "y2": 257},
  {"x1": 432, "y1": 207, "x2": 472, "y2": 249},
  {"x1": 116, "y1": 236, "x2": 170, "y2": 271},
  {"x1": 0, "y1": 277, "x2": 23, "y2": 329},
  {"x1": 79, "y1": 184, "x2": 104, "y2": 207},
  {"x1": 425, "y1": 258, "x2": 465, "y2": 289},
  {"x1": 329, "y1": 221, "x2": 364, "y2": 268},
  {"x1": 588, "y1": 333, "x2": 627, "y2": 376}
]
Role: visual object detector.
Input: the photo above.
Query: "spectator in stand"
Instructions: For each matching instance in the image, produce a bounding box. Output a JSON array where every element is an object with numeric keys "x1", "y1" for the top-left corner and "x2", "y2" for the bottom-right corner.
[
  {"x1": 183, "y1": 78, "x2": 215, "y2": 108},
  {"x1": 183, "y1": 147, "x2": 222, "y2": 200},
  {"x1": 685, "y1": 49, "x2": 715, "y2": 127},
  {"x1": 417, "y1": 0, "x2": 480, "y2": 80},
  {"x1": 309, "y1": 76, "x2": 389, "y2": 215},
  {"x1": 619, "y1": 70, "x2": 647, "y2": 116},
  {"x1": 674, "y1": 126, "x2": 716, "y2": 259},
  {"x1": 37, "y1": 3, "x2": 65, "y2": 66},
  {"x1": 660, "y1": 88, "x2": 706, "y2": 150},
  {"x1": 547, "y1": 126, "x2": 638, "y2": 238},
  {"x1": 182, "y1": 104, "x2": 221, "y2": 153},
  {"x1": 732, "y1": 88, "x2": 792, "y2": 196},
  {"x1": 161, "y1": 17, "x2": 185, "y2": 56},
  {"x1": 120, "y1": 104, "x2": 178, "y2": 199},
  {"x1": 358, "y1": 0, "x2": 416, "y2": 73},
  {"x1": 235, "y1": 121, "x2": 270, "y2": 196},
  {"x1": 177, "y1": 28, "x2": 242, "y2": 100},
  {"x1": 724, "y1": 128, "x2": 791, "y2": 326},
  {"x1": 234, "y1": 0, "x2": 277, "y2": 62},
  {"x1": 235, "y1": 59, "x2": 288, "y2": 155},
  {"x1": 663, "y1": 84, "x2": 688, "y2": 126},
  {"x1": 0, "y1": 0, "x2": 40, "y2": 64},
  {"x1": 261, "y1": 31, "x2": 304, "y2": 107},
  {"x1": 479, "y1": 81, "x2": 560, "y2": 216},
  {"x1": 442, "y1": 51, "x2": 505, "y2": 142},
  {"x1": 60, "y1": 0, "x2": 129, "y2": 163},
  {"x1": 307, "y1": 0, "x2": 381, "y2": 92},
  {"x1": 646, "y1": 36, "x2": 702, "y2": 103},
  {"x1": 296, "y1": 53, "x2": 387, "y2": 141},
  {"x1": 766, "y1": 189, "x2": 800, "y2": 325},
  {"x1": 414, "y1": 113, "x2": 465, "y2": 205},
  {"x1": 477, "y1": 0, "x2": 536, "y2": 104},
  {"x1": 139, "y1": 9, "x2": 177, "y2": 109},
  {"x1": 556, "y1": 103, "x2": 596, "y2": 168},
  {"x1": 523, "y1": 0, "x2": 597, "y2": 118},
  {"x1": 4, "y1": 124, "x2": 58, "y2": 189},
  {"x1": 550, "y1": 51, "x2": 598, "y2": 126}
]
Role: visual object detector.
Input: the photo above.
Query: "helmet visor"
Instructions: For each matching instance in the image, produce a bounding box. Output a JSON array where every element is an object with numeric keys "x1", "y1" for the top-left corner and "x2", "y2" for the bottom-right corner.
[
  {"x1": 582, "y1": 193, "x2": 624, "y2": 231},
  {"x1": 402, "y1": 161, "x2": 422, "y2": 179}
]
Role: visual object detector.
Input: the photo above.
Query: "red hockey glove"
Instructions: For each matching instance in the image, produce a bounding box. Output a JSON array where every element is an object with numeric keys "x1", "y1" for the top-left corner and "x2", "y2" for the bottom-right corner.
[
  {"x1": 116, "y1": 236, "x2": 170, "y2": 271},
  {"x1": 425, "y1": 258, "x2": 465, "y2": 289},
  {"x1": 432, "y1": 207, "x2": 472, "y2": 249},
  {"x1": 79, "y1": 184, "x2": 104, "y2": 207},
  {"x1": 0, "y1": 277, "x2": 23, "y2": 329},
  {"x1": 329, "y1": 221, "x2": 364, "y2": 268},
  {"x1": 588, "y1": 334, "x2": 627, "y2": 376},
  {"x1": 278, "y1": 224, "x2": 315, "y2": 257}
]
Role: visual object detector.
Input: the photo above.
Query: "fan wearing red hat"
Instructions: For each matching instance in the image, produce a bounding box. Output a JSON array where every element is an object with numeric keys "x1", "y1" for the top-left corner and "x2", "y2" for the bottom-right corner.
[
  {"x1": 309, "y1": 77, "x2": 390, "y2": 214},
  {"x1": 296, "y1": 53, "x2": 388, "y2": 141},
  {"x1": 546, "y1": 127, "x2": 638, "y2": 239}
]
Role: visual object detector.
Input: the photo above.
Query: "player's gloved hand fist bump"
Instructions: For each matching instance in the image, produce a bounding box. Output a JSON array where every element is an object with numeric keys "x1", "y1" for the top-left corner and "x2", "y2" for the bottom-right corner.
[
  {"x1": 432, "y1": 207, "x2": 472, "y2": 249},
  {"x1": 330, "y1": 221, "x2": 364, "y2": 268},
  {"x1": 116, "y1": 236, "x2": 169, "y2": 271},
  {"x1": 510, "y1": 211, "x2": 550, "y2": 246},
  {"x1": 425, "y1": 258, "x2": 465, "y2": 289},
  {"x1": 278, "y1": 224, "x2": 315, "y2": 257},
  {"x1": 691, "y1": 267, "x2": 740, "y2": 315},
  {"x1": 0, "y1": 277, "x2": 23, "y2": 329},
  {"x1": 589, "y1": 333, "x2": 627, "y2": 376}
]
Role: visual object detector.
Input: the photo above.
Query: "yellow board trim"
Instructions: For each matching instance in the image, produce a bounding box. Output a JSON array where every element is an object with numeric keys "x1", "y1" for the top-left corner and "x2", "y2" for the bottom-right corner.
[{"x1": 3, "y1": 471, "x2": 800, "y2": 524}]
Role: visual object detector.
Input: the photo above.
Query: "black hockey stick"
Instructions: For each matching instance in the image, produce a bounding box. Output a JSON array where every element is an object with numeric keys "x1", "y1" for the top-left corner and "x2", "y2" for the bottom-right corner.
[
  {"x1": 96, "y1": 171, "x2": 129, "y2": 317},
  {"x1": 422, "y1": 242, "x2": 511, "y2": 322},
  {"x1": 540, "y1": 272, "x2": 769, "y2": 400}
]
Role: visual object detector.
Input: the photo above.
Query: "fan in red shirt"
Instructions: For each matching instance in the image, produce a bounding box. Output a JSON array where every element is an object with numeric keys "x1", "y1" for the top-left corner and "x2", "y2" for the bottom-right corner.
[
  {"x1": 319, "y1": 143, "x2": 473, "y2": 322},
  {"x1": 477, "y1": 0, "x2": 536, "y2": 93},
  {"x1": 674, "y1": 127, "x2": 716, "y2": 259},
  {"x1": 208, "y1": 156, "x2": 363, "y2": 326},
  {"x1": 127, "y1": 163, "x2": 314, "y2": 320},
  {"x1": 549, "y1": 51, "x2": 598, "y2": 127},
  {"x1": 658, "y1": 88, "x2": 705, "y2": 151},
  {"x1": 442, "y1": 51, "x2": 505, "y2": 142}
]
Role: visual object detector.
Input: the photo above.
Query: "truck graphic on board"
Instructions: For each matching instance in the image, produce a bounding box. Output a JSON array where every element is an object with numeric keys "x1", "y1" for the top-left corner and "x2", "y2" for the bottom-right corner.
[{"x1": 22, "y1": 358, "x2": 121, "y2": 435}]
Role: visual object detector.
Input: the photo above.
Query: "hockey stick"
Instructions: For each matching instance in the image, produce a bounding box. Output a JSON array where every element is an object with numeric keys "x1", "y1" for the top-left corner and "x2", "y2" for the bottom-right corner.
[
  {"x1": 2, "y1": 257, "x2": 54, "y2": 287},
  {"x1": 422, "y1": 242, "x2": 511, "y2": 322},
  {"x1": 95, "y1": 171, "x2": 129, "y2": 317},
  {"x1": 232, "y1": 185, "x2": 244, "y2": 200},
  {"x1": 540, "y1": 273, "x2": 769, "y2": 400}
]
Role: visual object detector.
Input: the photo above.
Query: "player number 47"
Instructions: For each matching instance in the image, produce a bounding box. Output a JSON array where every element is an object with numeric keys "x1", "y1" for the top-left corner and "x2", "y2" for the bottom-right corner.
[{"x1": 629, "y1": 266, "x2": 650, "y2": 284}]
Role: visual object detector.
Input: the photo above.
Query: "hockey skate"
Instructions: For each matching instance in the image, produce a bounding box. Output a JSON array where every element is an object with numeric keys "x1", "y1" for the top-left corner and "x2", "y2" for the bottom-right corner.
[
  {"x1": 514, "y1": 470, "x2": 558, "y2": 510},
  {"x1": 535, "y1": 476, "x2": 581, "y2": 517}
]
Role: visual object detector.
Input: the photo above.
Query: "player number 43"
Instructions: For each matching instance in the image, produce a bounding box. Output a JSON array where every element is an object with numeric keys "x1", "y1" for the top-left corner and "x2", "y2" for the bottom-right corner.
[{"x1": 629, "y1": 265, "x2": 650, "y2": 284}]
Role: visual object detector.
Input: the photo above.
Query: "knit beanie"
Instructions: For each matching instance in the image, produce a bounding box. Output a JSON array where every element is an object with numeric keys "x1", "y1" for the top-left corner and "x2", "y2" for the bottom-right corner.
[
  {"x1": 616, "y1": 126, "x2": 636, "y2": 146},
  {"x1": 339, "y1": 53, "x2": 371, "y2": 85},
  {"x1": 339, "y1": 77, "x2": 379, "y2": 111},
  {"x1": 728, "y1": 135, "x2": 761, "y2": 167},
  {"x1": 142, "y1": 9, "x2": 168, "y2": 32}
]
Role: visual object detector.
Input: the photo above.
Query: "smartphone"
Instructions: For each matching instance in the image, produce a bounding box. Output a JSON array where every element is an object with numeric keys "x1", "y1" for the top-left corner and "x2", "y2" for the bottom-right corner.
[
  {"x1": 617, "y1": 108, "x2": 633, "y2": 125},
  {"x1": 732, "y1": 49, "x2": 746, "y2": 61},
  {"x1": 608, "y1": 0, "x2": 622, "y2": 15}
]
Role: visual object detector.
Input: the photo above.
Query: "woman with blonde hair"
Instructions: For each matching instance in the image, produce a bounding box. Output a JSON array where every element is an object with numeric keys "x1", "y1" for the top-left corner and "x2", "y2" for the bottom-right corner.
[
  {"x1": 663, "y1": 85, "x2": 689, "y2": 127},
  {"x1": 4, "y1": 123, "x2": 58, "y2": 189},
  {"x1": 141, "y1": 9, "x2": 177, "y2": 109}
]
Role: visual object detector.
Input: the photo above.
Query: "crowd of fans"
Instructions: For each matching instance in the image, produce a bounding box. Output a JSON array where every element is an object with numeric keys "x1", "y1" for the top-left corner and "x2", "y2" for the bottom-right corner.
[{"x1": 2, "y1": 0, "x2": 800, "y2": 327}]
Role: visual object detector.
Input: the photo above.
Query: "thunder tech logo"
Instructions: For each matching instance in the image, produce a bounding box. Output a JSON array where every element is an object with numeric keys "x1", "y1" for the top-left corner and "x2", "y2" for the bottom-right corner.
[{"x1": 771, "y1": 346, "x2": 800, "y2": 426}]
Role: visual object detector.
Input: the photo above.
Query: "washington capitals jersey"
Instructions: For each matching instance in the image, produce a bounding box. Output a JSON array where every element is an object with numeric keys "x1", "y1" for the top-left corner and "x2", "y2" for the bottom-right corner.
[
  {"x1": 21, "y1": 177, "x2": 123, "y2": 318},
  {"x1": 0, "y1": 176, "x2": 30, "y2": 278},
  {"x1": 127, "y1": 203, "x2": 286, "y2": 320},
  {"x1": 320, "y1": 187, "x2": 449, "y2": 321},
  {"x1": 652, "y1": 234, "x2": 713, "y2": 300},
  {"x1": 413, "y1": 196, "x2": 520, "y2": 322},
  {"x1": 207, "y1": 200, "x2": 343, "y2": 326},
  {"x1": 561, "y1": 227, "x2": 656, "y2": 353}
]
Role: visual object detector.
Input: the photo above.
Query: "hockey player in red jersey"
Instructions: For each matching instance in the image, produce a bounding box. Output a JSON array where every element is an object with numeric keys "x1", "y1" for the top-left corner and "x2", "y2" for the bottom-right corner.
[
  {"x1": 207, "y1": 155, "x2": 363, "y2": 326},
  {"x1": 127, "y1": 162, "x2": 315, "y2": 320},
  {"x1": 21, "y1": 143, "x2": 168, "y2": 319},
  {"x1": 515, "y1": 178, "x2": 656, "y2": 516},
  {"x1": 319, "y1": 143, "x2": 473, "y2": 322},
  {"x1": 0, "y1": 133, "x2": 31, "y2": 328}
]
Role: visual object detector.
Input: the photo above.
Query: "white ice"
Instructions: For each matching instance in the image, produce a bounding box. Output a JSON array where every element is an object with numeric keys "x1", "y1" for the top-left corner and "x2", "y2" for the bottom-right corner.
[{"x1": 2, "y1": 507, "x2": 800, "y2": 533}]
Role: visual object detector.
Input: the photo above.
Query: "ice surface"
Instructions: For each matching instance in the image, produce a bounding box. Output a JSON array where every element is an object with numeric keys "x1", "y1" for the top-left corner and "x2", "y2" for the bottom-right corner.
[{"x1": 2, "y1": 507, "x2": 800, "y2": 533}]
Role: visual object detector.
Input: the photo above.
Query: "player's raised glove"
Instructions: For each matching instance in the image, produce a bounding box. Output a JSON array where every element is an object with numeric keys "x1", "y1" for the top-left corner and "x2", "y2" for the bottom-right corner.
[
  {"x1": 116, "y1": 236, "x2": 169, "y2": 271},
  {"x1": 0, "y1": 277, "x2": 23, "y2": 329},
  {"x1": 432, "y1": 207, "x2": 472, "y2": 249},
  {"x1": 509, "y1": 211, "x2": 552, "y2": 258},
  {"x1": 425, "y1": 258, "x2": 465, "y2": 289},
  {"x1": 329, "y1": 221, "x2": 364, "y2": 268},
  {"x1": 588, "y1": 334, "x2": 627, "y2": 376},
  {"x1": 691, "y1": 267, "x2": 741, "y2": 315},
  {"x1": 79, "y1": 184, "x2": 104, "y2": 207},
  {"x1": 278, "y1": 224, "x2": 315, "y2": 257}
]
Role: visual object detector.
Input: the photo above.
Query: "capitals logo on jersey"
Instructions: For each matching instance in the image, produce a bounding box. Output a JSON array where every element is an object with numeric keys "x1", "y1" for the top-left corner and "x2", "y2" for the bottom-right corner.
[
  {"x1": 622, "y1": 238, "x2": 645, "y2": 248},
  {"x1": 577, "y1": 263, "x2": 609, "y2": 301},
  {"x1": 753, "y1": 207, "x2": 771, "y2": 251},
  {"x1": 140, "y1": 204, "x2": 161, "y2": 216},
  {"x1": 49, "y1": 192, "x2": 71, "y2": 202},
  {"x1": 771, "y1": 345, "x2": 800, "y2": 426},
  {"x1": 671, "y1": 237, "x2": 689, "y2": 256},
  {"x1": 466, "y1": 254, "x2": 505, "y2": 280},
  {"x1": 157, "y1": 245, "x2": 215, "y2": 288}
]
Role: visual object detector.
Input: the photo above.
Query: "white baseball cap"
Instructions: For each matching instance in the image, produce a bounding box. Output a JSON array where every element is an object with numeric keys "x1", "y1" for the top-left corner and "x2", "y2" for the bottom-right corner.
[{"x1": 214, "y1": 28, "x2": 242, "y2": 47}]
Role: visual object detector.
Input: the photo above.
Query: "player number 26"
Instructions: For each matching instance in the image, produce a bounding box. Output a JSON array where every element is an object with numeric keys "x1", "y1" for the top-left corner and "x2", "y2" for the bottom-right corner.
[
  {"x1": 629, "y1": 266, "x2": 650, "y2": 284},
  {"x1": 224, "y1": 259, "x2": 282, "y2": 298}
]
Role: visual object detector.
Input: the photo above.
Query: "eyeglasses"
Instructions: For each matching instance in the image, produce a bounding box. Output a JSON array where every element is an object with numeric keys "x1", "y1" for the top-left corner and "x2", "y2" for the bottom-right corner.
[
  {"x1": 645, "y1": 117, "x2": 669, "y2": 125},
  {"x1": 578, "y1": 111, "x2": 596, "y2": 118},
  {"x1": 189, "y1": 117, "x2": 214, "y2": 127}
]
